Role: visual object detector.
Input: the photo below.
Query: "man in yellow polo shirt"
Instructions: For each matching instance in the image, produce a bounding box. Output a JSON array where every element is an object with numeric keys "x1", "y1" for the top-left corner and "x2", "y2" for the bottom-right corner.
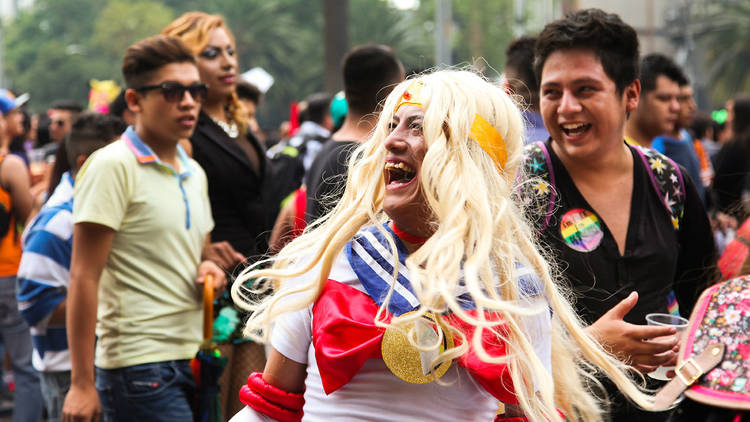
[{"x1": 62, "y1": 35, "x2": 226, "y2": 422}]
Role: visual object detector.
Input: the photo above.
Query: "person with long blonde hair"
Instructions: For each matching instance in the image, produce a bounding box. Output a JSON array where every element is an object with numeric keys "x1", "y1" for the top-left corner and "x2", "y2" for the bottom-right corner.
[
  {"x1": 163, "y1": 12, "x2": 276, "y2": 418},
  {"x1": 230, "y1": 70, "x2": 659, "y2": 422}
]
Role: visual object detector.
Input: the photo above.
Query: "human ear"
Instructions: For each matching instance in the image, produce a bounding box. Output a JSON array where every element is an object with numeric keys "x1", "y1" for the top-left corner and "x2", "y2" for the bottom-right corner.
[
  {"x1": 124, "y1": 89, "x2": 142, "y2": 114},
  {"x1": 624, "y1": 80, "x2": 641, "y2": 113}
]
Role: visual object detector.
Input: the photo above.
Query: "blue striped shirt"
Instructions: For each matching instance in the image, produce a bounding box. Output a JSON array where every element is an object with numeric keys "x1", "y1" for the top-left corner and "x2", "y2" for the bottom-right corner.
[{"x1": 17, "y1": 173, "x2": 74, "y2": 372}]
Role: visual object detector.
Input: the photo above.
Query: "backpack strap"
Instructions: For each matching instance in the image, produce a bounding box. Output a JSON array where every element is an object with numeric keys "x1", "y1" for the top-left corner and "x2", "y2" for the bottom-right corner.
[
  {"x1": 632, "y1": 146, "x2": 686, "y2": 231},
  {"x1": 520, "y1": 141, "x2": 556, "y2": 232},
  {"x1": 521, "y1": 143, "x2": 687, "y2": 233},
  {"x1": 633, "y1": 146, "x2": 688, "y2": 316}
]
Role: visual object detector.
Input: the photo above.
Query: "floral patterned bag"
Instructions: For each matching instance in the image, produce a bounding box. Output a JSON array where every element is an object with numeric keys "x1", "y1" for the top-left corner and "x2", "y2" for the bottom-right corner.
[{"x1": 677, "y1": 275, "x2": 750, "y2": 410}]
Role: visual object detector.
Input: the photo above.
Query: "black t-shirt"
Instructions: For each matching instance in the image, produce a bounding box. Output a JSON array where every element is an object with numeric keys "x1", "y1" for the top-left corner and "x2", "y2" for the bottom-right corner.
[
  {"x1": 536, "y1": 141, "x2": 717, "y2": 325},
  {"x1": 712, "y1": 139, "x2": 750, "y2": 221},
  {"x1": 304, "y1": 140, "x2": 358, "y2": 223}
]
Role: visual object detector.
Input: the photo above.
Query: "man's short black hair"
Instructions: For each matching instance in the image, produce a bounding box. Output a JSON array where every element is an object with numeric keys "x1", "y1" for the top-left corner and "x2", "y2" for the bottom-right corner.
[
  {"x1": 639, "y1": 54, "x2": 688, "y2": 93},
  {"x1": 535, "y1": 8, "x2": 639, "y2": 95},
  {"x1": 65, "y1": 112, "x2": 127, "y2": 169},
  {"x1": 122, "y1": 35, "x2": 196, "y2": 89},
  {"x1": 690, "y1": 112, "x2": 712, "y2": 140},
  {"x1": 236, "y1": 81, "x2": 262, "y2": 105},
  {"x1": 303, "y1": 93, "x2": 332, "y2": 125},
  {"x1": 505, "y1": 36, "x2": 538, "y2": 108},
  {"x1": 49, "y1": 100, "x2": 83, "y2": 114},
  {"x1": 342, "y1": 44, "x2": 404, "y2": 115}
]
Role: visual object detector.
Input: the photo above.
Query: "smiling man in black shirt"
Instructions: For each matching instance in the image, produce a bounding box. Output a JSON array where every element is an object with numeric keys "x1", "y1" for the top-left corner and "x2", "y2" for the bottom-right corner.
[{"x1": 525, "y1": 9, "x2": 717, "y2": 421}]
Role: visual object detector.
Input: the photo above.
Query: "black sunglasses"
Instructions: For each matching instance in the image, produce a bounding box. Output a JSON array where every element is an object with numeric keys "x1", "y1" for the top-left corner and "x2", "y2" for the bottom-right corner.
[{"x1": 136, "y1": 82, "x2": 208, "y2": 103}]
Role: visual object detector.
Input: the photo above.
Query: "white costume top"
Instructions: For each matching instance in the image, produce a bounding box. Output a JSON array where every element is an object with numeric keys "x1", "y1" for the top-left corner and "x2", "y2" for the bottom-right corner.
[
  {"x1": 232, "y1": 229, "x2": 552, "y2": 422},
  {"x1": 232, "y1": 227, "x2": 551, "y2": 422}
]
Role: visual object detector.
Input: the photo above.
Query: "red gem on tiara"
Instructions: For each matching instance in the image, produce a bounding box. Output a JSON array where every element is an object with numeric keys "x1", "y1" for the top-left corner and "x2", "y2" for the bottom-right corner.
[{"x1": 403, "y1": 91, "x2": 411, "y2": 100}]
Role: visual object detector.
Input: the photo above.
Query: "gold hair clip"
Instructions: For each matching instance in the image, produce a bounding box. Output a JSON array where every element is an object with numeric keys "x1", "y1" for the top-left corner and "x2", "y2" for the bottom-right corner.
[
  {"x1": 470, "y1": 114, "x2": 507, "y2": 170},
  {"x1": 395, "y1": 80, "x2": 424, "y2": 111}
]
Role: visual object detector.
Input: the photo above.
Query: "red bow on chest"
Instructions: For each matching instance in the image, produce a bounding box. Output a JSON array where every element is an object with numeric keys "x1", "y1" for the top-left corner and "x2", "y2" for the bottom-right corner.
[{"x1": 311, "y1": 279, "x2": 518, "y2": 404}]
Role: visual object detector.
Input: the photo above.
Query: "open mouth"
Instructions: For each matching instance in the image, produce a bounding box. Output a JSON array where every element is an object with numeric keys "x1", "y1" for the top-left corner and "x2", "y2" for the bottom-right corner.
[
  {"x1": 561, "y1": 122, "x2": 591, "y2": 137},
  {"x1": 384, "y1": 161, "x2": 417, "y2": 187},
  {"x1": 178, "y1": 116, "x2": 196, "y2": 128}
]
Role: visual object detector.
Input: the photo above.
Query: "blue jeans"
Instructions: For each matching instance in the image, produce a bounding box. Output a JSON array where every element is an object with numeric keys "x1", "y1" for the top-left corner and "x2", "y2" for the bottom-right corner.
[
  {"x1": 40, "y1": 370, "x2": 71, "y2": 422},
  {"x1": 95, "y1": 360, "x2": 195, "y2": 422},
  {"x1": 0, "y1": 276, "x2": 43, "y2": 422}
]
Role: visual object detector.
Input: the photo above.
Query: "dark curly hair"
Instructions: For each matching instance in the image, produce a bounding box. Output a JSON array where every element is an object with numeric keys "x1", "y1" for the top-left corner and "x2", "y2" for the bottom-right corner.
[{"x1": 534, "y1": 8, "x2": 639, "y2": 95}]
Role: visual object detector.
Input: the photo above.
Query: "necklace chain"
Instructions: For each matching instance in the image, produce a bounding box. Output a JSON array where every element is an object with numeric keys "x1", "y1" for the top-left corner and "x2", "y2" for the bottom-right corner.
[{"x1": 210, "y1": 115, "x2": 239, "y2": 138}]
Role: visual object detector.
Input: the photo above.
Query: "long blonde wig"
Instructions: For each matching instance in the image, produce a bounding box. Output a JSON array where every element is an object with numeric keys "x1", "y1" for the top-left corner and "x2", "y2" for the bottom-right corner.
[
  {"x1": 162, "y1": 12, "x2": 247, "y2": 133},
  {"x1": 232, "y1": 70, "x2": 654, "y2": 421}
]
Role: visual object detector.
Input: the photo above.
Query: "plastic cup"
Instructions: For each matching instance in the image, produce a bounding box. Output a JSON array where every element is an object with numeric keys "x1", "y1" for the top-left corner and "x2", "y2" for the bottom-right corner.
[
  {"x1": 28, "y1": 149, "x2": 46, "y2": 182},
  {"x1": 645, "y1": 313, "x2": 689, "y2": 380}
]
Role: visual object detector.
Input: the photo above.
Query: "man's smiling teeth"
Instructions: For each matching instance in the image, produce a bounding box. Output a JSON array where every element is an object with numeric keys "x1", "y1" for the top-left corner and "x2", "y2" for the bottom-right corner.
[
  {"x1": 385, "y1": 162, "x2": 414, "y2": 172},
  {"x1": 561, "y1": 122, "x2": 591, "y2": 136}
]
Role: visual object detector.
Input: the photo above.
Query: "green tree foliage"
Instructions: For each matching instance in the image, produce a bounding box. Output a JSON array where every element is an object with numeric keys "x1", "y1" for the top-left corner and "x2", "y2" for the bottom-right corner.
[
  {"x1": 207, "y1": 0, "x2": 325, "y2": 127},
  {"x1": 415, "y1": 0, "x2": 514, "y2": 77},
  {"x1": 1, "y1": 0, "x2": 516, "y2": 125},
  {"x1": 690, "y1": 0, "x2": 750, "y2": 107},
  {"x1": 2, "y1": 0, "x2": 328, "y2": 123},
  {"x1": 92, "y1": 0, "x2": 176, "y2": 79},
  {"x1": 349, "y1": 0, "x2": 431, "y2": 74},
  {"x1": 6, "y1": 0, "x2": 743, "y2": 125},
  {"x1": 3, "y1": 0, "x2": 174, "y2": 110},
  {"x1": 451, "y1": 0, "x2": 514, "y2": 77},
  {"x1": 3, "y1": 0, "x2": 107, "y2": 108}
]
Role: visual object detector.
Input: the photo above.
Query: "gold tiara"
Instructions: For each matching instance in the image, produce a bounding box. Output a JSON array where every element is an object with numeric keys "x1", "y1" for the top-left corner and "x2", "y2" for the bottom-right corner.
[
  {"x1": 395, "y1": 80, "x2": 425, "y2": 111},
  {"x1": 394, "y1": 80, "x2": 506, "y2": 170}
]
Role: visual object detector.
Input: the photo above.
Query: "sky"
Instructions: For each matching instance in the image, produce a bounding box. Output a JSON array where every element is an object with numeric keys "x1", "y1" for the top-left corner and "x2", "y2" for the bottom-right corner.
[{"x1": 389, "y1": 0, "x2": 420, "y2": 10}]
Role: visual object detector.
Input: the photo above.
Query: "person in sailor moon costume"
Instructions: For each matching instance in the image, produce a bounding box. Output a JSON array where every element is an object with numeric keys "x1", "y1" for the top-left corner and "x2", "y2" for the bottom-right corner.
[{"x1": 229, "y1": 70, "x2": 655, "y2": 422}]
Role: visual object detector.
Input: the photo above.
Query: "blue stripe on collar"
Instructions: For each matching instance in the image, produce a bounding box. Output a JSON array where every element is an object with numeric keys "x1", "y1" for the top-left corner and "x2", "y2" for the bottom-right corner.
[
  {"x1": 123, "y1": 126, "x2": 157, "y2": 163},
  {"x1": 121, "y1": 126, "x2": 195, "y2": 229},
  {"x1": 122, "y1": 126, "x2": 193, "y2": 178},
  {"x1": 347, "y1": 224, "x2": 418, "y2": 316},
  {"x1": 345, "y1": 224, "x2": 544, "y2": 317},
  {"x1": 175, "y1": 143, "x2": 193, "y2": 178},
  {"x1": 516, "y1": 263, "x2": 544, "y2": 297}
]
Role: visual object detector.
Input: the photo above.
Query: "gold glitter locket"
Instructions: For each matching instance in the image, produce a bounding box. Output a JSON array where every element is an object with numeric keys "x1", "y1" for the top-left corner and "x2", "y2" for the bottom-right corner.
[{"x1": 381, "y1": 312, "x2": 454, "y2": 384}]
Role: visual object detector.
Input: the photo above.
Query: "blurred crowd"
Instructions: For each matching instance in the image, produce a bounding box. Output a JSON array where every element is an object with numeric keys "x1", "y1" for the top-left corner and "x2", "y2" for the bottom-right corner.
[{"x1": 0, "y1": 6, "x2": 746, "y2": 422}]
